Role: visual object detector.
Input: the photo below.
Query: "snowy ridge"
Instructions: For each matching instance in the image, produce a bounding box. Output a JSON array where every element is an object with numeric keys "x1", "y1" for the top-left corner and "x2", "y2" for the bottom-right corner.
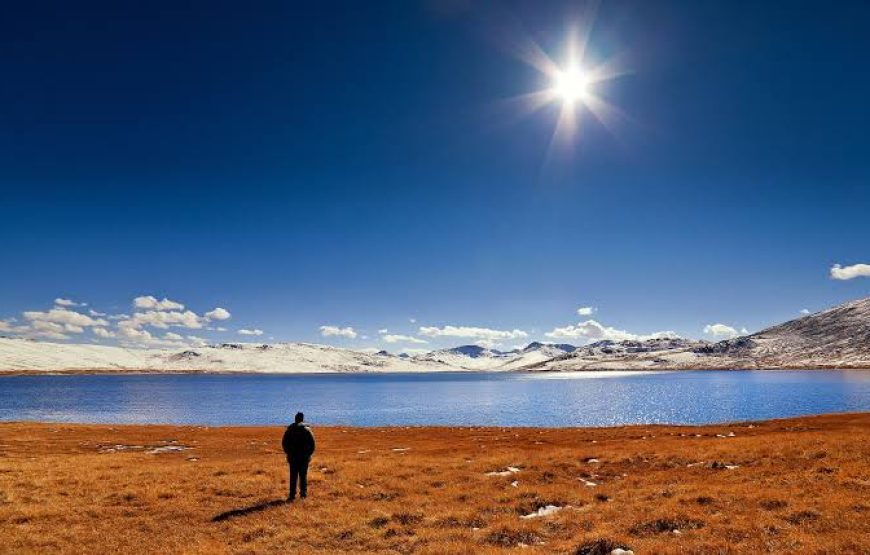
[
  {"x1": 0, "y1": 339, "x2": 578, "y2": 374},
  {"x1": 0, "y1": 340, "x2": 451, "y2": 374},
  {"x1": 536, "y1": 296, "x2": 870, "y2": 371},
  {"x1": 699, "y1": 296, "x2": 870, "y2": 368},
  {"x1": 2, "y1": 296, "x2": 870, "y2": 373},
  {"x1": 414, "y1": 342, "x2": 576, "y2": 371}
]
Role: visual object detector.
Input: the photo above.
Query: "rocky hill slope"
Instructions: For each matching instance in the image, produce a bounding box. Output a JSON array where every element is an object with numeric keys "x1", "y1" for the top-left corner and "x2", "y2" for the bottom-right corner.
[
  {"x1": 697, "y1": 296, "x2": 870, "y2": 368},
  {"x1": 533, "y1": 297, "x2": 870, "y2": 371}
]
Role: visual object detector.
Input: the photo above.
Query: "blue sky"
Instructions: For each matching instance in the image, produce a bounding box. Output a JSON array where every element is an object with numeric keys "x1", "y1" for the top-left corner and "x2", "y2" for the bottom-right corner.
[{"x1": 1, "y1": 0, "x2": 869, "y2": 351}]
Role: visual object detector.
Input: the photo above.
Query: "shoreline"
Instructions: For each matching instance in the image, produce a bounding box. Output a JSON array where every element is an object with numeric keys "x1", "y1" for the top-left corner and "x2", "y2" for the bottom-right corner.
[
  {"x1": 2, "y1": 366, "x2": 870, "y2": 376},
  {"x1": 2, "y1": 412, "x2": 868, "y2": 553},
  {"x1": 2, "y1": 410, "x2": 868, "y2": 429}
]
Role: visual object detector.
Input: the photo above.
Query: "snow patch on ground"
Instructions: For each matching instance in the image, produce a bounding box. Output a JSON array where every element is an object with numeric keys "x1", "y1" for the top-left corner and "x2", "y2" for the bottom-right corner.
[
  {"x1": 486, "y1": 466, "x2": 521, "y2": 476},
  {"x1": 520, "y1": 505, "x2": 568, "y2": 519},
  {"x1": 147, "y1": 445, "x2": 191, "y2": 454}
]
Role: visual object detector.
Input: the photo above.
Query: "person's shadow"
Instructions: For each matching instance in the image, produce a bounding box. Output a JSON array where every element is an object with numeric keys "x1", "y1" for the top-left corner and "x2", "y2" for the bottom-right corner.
[{"x1": 211, "y1": 499, "x2": 289, "y2": 522}]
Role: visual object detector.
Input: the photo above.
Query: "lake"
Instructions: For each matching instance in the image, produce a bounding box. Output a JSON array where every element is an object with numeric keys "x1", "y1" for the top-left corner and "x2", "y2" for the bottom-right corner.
[{"x1": 0, "y1": 370, "x2": 868, "y2": 427}]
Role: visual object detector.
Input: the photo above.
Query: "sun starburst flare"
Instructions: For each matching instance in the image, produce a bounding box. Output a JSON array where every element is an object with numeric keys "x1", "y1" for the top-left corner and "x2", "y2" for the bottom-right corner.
[
  {"x1": 540, "y1": 51, "x2": 626, "y2": 147},
  {"x1": 499, "y1": 19, "x2": 631, "y2": 159}
]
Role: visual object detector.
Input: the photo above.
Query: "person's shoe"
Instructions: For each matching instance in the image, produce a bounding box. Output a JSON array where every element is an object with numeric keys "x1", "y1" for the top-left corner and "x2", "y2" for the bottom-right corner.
[{"x1": 300, "y1": 493, "x2": 307, "y2": 499}]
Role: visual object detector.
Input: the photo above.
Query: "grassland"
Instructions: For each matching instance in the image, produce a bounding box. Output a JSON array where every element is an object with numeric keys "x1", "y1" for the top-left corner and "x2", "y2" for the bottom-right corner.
[{"x1": 1, "y1": 413, "x2": 868, "y2": 554}]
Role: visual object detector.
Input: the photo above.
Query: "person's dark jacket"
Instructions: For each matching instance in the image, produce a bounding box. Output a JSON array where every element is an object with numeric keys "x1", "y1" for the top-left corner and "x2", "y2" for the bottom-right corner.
[{"x1": 282, "y1": 422, "x2": 315, "y2": 462}]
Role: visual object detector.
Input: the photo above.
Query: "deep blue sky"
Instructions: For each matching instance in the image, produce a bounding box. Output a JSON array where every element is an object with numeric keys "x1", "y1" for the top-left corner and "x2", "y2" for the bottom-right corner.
[{"x1": 1, "y1": 0, "x2": 869, "y2": 349}]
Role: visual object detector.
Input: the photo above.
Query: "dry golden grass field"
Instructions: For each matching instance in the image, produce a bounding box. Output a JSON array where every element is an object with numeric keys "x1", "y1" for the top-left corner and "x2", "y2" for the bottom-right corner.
[{"x1": 1, "y1": 413, "x2": 868, "y2": 554}]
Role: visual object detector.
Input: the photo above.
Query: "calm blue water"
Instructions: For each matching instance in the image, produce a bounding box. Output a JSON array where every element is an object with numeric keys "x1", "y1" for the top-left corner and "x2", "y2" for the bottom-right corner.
[{"x1": 0, "y1": 370, "x2": 868, "y2": 427}]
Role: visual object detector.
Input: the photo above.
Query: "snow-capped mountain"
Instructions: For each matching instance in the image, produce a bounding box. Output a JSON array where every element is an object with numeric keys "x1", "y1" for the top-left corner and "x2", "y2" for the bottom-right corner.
[
  {"x1": 518, "y1": 341, "x2": 576, "y2": 355},
  {"x1": 413, "y1": 342, "x2": 576, "y2": 370},
  {"x1": 528, "y1": 337, "x2": 707, "y2": 371},
  {"x1": 534, "y1": 296, "x2": 870, "y2": 371},
  {"x1": 0, "y1": 339, "x2": 578, "y2": 374},
  {"x1": 694, "y1": 296, "x2": 870, "y2": 368},
  {"x1": 0, "y1": 340, "x2": 452, "y2": 374},
  {"x1": 412, "y1": 345, "x2": 512, "y2": 370},
  {"x1": 2, "y1": 296, "x2": 869, "y2": 373}
]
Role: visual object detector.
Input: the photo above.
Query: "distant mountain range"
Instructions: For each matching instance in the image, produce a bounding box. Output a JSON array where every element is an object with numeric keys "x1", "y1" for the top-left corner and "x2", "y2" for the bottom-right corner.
[
  {"x1": 532, "y1": 296, "x2": 870, "y2": 371},
  {"x1": 2, "y1": 296, "x2": 869, "y2": 374}
]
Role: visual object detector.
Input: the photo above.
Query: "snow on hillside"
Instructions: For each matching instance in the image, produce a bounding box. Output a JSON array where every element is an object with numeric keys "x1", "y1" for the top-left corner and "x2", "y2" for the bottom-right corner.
[
  {"x1": 3, "y1": 296, "x2": 869, "y2": 373},
  {"x1": 0, "y1": 338, "x2": 579, "y2": 374},
  {"x1": 534, "y1": 296, "x2": 870, "y2": 371},
  {"x1": 0, "y1": 338, "x2": 451, "y2": 374},
  {"x1": 530, "y1": 338, "x2": 709, "y2": 371},
  {"x1": 412, "y1": 345, "x2": 515, "y2": 370},
  {"x1": 694, "y1": 296, "x2": 870, "y2": 369},
  {"x1": 0, "y1": 337, "x2": 157, "y2": 371},
  {"x1": 413, "y1": 343, "x2": 576, "y2": 371}
]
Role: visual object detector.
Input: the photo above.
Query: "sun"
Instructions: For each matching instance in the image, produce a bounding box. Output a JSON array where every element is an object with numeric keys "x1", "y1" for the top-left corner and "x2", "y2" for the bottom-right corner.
[
  {"x1": 552, "y1": 66, "x2": 589, "y2": 104},
  {"x1": 496, "y1": 23, "x2": 629, "y2": 151}
]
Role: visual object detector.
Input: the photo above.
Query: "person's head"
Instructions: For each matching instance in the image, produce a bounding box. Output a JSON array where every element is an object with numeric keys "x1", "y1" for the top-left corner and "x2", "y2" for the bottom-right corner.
[{"x1": 295, "y1": 412, "x2": 304, "y2": 424}]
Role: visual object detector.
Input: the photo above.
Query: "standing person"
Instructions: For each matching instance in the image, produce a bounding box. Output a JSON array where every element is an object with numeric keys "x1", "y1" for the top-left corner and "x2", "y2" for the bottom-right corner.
[{"x1": 281, "y1": 412, "x2": 316, "y2": 501}]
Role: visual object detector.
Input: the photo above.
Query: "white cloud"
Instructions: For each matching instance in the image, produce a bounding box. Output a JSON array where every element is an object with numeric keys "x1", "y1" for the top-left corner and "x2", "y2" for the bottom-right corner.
[
  {"x1": 30, "y1": 321, "x2": 70, "y2": 339},
  {"x1": 93, "y1": 327, "x2": 116, "y2": 339},
  {"x1": 474, "y1": 339, "x2": 500, "y2": 349},
  {"x1": 577, "y1": 306, "x2": 596, "y2": 316},
  {"x1": 703, "y1": 323, "x2": 740, "y2": 339},
  {"x1": 409, "y1": 318, "x2": 417, "y2": 324},
  {"x1": 133, "y1": 296, "x2": 185, "y2": 311},
  {"x1": 377, "y1": 328, "x2": 389, "y2": 334},
  {"x1": 830, "y1": 263, "x2": 870, "y2": 280},
  {"x1": 6, "y1": 297, "x2": 236, "y2": 347},
  {"x1": 118, "y1": 324, "x2": 153, "y2": 341},
  {"x1": 356, "y1": 347, "x2": 383, "y2": 354},
  {"x1": 320, "y1": 325, "x2": 357, "y2": 339},
  {"x1": 116, "y1": 325, "x2": 185, "y2": 348},
  {"x1": 238, "y1": 328, "x2": 264, "y2": 336},
  {"x1": 55, "y1": 298, "x2": 86, "y2": 307},
  {"x1": 545, "y1": 319, "x2": 678, "y2": 342},
  {"x1": 122, "y1": 295, "x2": 207, "y2": 334},
  {"x1": 23, "y1": 307, "x2": 108, "y2": 329},
  {"x1": 382, "y1": 334, "x2": 428, "y2": 344},
  {"x1": 418, "y1": 325, "x2": 528, "y2": 341},
  {"x1": 0, "y1": 318, "x2": 72, "y2": 340},
  {"x1": 800, "y1": 309, "x2": 811, "y2": 315},
  {"x1": 186, "y1": 335, "x2": 208, "y2": 346},
  {"x1": 205, "y1": 307, "x2": 231, "y2": 321},
  {"x1": 121, "y1": 310, "x2": 203, "y2": 330}
]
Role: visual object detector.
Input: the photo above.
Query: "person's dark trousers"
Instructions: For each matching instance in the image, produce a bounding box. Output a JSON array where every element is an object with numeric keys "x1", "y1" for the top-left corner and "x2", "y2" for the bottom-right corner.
[{"x1": 288, "y1": 457, "x2": 310, "y2": 499}]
